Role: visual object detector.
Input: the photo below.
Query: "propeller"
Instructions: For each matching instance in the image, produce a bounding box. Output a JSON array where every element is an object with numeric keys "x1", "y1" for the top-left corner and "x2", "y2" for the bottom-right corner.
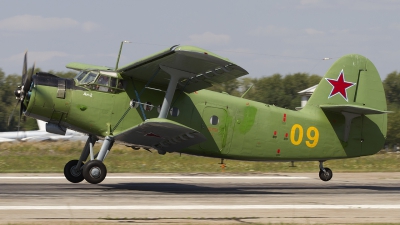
[{"x1": 7, "y1": 51, "x2": 35, "y2": 129}]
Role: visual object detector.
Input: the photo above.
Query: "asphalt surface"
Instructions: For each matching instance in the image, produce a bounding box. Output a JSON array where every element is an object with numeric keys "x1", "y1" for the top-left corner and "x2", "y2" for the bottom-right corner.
[{"x1": 0, "y1": 172, "x2": 400, "y2": 224}]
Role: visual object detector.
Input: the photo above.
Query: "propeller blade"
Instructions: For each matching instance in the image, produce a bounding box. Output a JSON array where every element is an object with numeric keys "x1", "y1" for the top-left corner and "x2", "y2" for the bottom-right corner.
[
  {"x1": 22, "y1": 51, "x2": 27, "y2": 86},
  {"x1": 17, "y1": 105, "x2": 22, "y2": 136},
  {"x1": 23, "y1": 62, "x2": 35, "y2": 94},
  {"x1": 7, "y1": 100, "x2": 21, "y2": 126}
]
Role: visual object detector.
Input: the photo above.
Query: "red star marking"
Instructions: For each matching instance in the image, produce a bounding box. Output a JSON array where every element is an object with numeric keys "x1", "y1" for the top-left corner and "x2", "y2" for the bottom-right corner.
[{"x1": 325, "y1": 70, "x2": 356, "y2": 101}]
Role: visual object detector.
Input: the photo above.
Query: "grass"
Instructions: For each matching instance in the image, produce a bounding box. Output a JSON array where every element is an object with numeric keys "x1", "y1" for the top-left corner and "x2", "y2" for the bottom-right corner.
[{"x1": 1, "y1": 141, "x2": 400, "y2": 173}]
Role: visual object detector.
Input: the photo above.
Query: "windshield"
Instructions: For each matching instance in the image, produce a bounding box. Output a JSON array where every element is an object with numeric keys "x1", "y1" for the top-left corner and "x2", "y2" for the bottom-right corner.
[
  {"x1": 80, "y1": 72, "x2": 98, "y2": 84},
  {"x1": 75, "y1": 71, "x2": 87, "y2": 82}
]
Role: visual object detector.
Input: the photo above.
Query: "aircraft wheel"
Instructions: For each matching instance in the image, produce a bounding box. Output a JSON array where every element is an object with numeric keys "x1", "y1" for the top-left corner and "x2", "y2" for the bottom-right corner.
[
  {"x1": 83, "y1": 160, "x2": 107, "y2": 184},
  {"x1": 64, "y1": 160, "x2": 84, "y2": 183},
  {"x1": 319, "y1": 167, "x2": 333, "y2": 182}
]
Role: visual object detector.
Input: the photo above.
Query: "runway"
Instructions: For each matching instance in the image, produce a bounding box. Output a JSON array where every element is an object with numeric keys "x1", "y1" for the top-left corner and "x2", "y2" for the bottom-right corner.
[{"x1": 1, "y1": 173, "x2": 400, "y2": 224}]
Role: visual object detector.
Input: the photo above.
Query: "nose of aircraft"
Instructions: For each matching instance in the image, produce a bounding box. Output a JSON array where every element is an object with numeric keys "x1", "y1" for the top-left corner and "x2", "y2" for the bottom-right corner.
[
  {"x1": 14, "y1": 86, "x2": 21, "y2": 99},
  {"x1": 8, "y1": 52, "x2": 35, "y2": 125}
]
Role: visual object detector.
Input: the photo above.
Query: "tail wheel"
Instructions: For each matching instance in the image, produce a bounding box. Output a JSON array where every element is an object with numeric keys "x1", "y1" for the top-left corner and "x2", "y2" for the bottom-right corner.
[
  {"x1": 64, "y1": 160, "x2": 84, "y2": 183},
  {"x1": 83, "y1": 160, "x2": 107, "y2": 184},
  {"x1": 319, "y1": 167, "x2": 333, "y2": 182}
]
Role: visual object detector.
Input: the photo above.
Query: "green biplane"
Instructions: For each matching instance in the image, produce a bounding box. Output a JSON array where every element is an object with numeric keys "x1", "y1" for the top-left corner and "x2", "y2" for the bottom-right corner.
[{"x1": 13, "y1": 44, "x2": 388, "y2": 184}]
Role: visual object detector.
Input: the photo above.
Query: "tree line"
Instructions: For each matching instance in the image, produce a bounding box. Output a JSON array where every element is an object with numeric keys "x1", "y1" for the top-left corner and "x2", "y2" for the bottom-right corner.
[{"x1": 1, "y1": 68, "x2": 400, "y2": 147}]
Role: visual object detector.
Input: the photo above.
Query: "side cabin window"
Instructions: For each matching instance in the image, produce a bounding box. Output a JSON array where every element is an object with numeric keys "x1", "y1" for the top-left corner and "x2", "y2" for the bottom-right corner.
[
  {"x1": 95, "y1": 75, "x2": 110, "y2": 92},
  {"x1": 96, "y1": 76, "x2": 124, "y2": 93}
]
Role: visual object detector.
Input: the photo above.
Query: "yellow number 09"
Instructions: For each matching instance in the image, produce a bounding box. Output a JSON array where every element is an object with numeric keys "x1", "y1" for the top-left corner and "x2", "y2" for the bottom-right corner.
[
  {"x1": 290, "y1": 124, "x2": 319, "y2": 148},
  {"x1": 290, "y1": 124, "x2": 303, "y2": 145},
  {"x1": 305, "y1": 126, "x2": 319, "y2": 148}
]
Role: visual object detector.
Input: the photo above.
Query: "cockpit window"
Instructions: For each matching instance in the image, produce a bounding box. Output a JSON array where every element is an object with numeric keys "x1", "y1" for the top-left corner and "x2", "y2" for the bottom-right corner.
[
  {"x1": 95, "y1": 75, "x2": 110, "y2": 92},
  {"x1": 76, "y1": 70, "x2": 124, "y2": 93},
  {"x1": 80, "y1": 72, "x2": 98, "y2": 84},
  {"x1": 96, "y1": 75, "x2": 110, "y2": 85},
  {"x1": 75, "y1": 71, "x2": 87, "y2": 82}
]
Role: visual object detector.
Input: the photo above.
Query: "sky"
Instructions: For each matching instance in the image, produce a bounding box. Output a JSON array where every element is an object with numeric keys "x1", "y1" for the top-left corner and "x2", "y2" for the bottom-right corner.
[{"x1": 1, "y1": 0, "x2": 400, "y2": 80}]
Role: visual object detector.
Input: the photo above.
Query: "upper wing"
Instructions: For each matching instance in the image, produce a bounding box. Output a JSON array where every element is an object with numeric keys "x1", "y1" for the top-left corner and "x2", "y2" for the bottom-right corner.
[
  {"x1": 117, "y1": 45, "x2": 248, "y2": 93},
  {"x1": 113, "y1": 118, "x2": 206, "y2": 153},
  {"x1": 66, "y1": 62, "x2": 113, "y2": 71}
]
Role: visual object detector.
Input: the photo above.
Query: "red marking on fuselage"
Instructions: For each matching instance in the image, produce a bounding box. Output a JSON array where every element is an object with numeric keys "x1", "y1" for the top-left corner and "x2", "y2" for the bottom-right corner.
[
  {"x1": 283, "y1": 113, "x2": 287, "y2": 122},
  {"x1": 208, "y1": 127, "x2": 219, "y2": 132}
]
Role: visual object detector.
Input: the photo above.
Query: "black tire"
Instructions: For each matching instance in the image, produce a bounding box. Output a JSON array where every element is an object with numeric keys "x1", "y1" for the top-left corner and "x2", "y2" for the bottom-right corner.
[
  {"x1": 64, "y1": 160, "x2": 84, "y2": 183},
  {"x1": 319, "y1": 167, "x2": 333, "y2": 182},
  {"x1": 82, "y1": 160, "x2": 107, "y2": 184}
]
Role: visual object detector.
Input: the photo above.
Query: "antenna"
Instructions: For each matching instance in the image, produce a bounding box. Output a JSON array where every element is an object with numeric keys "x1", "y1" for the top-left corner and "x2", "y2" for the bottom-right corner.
[
  {"x1": 240, "y1": 84, "x2": 254, "y2": 98},
  {"x1": 115, "y1": 40, "x2": 131, "y2": 71}
]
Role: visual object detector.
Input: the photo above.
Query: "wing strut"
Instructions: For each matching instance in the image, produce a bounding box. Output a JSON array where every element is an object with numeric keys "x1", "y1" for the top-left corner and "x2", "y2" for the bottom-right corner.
[{"x1": 158, "y1": 65, "x2": 196, "y2": 119}]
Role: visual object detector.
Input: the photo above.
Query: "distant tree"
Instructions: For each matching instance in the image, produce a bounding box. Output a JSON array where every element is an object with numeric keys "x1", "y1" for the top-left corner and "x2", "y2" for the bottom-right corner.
[
  {"x1": 244, "y1": 73, "x2": 321, "y2": 109},
  {"x1": 386, "y1": 104, "x2": 400, "y2": 146},
  {"x1": 285, "y1": 73, "x2": 321, "y2": 109},
  {"x1": 246, "y1": 74, "x2": 287, "y2": 106},
  {"x1": 0, "y1": 73, "x2": 38, "y2": 132},
  {"x1": 207, "y1": 79, "x2": 241, "y2": 97},
  {"x1": 48, "y1": 70, "x2": 77, "y2": 79},
  {"x1": 382, "y1": 71, "x2": 400, "y2": 147},
  {"x1": 383, "y1": 71, "x2": 400, "y2": 105}
]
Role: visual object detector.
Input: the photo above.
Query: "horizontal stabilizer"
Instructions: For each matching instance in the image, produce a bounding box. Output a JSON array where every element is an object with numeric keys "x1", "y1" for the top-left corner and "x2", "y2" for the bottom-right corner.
[
  {"x1": 320, "y1": 105, "x2": 391, "y2": 115},
  {"x1": 113, "y1": 118, "x2": 206, "y2": 153}
]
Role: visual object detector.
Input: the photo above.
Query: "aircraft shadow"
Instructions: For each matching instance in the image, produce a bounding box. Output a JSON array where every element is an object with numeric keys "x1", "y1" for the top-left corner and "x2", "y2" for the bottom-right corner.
[
  {"x1": 101, "y1": 182, "x2": 288, "y2": 195},
  {"x1": 99, "y1": 182, "x2": 400, "y2": 195}
]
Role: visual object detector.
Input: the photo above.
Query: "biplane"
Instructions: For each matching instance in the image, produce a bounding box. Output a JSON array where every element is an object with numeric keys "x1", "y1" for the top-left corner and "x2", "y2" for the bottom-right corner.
[{"x1": 12, "y1": 44, "x2": 388, "y2": 184}]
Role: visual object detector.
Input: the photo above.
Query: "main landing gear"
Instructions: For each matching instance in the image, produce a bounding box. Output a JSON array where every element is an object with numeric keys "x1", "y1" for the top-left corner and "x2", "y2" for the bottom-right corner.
[
  {"x1": 318, "y1": 161, "x2": 333, "y2": 182},
  {"x1": 63, "y1": 135, "x2": 114, "y2": 184}
]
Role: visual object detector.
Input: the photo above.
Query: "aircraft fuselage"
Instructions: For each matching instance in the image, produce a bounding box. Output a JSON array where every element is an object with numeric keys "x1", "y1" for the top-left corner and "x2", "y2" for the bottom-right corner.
[{"x1": 25, "y1": 73, "x2": 385, "y2": 162}]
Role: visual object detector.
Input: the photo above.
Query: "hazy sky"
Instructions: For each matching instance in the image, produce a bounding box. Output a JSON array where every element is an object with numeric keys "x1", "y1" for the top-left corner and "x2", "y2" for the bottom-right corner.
[{"x1": 1, "y1": 0, "x2": 399, "y2": 79}]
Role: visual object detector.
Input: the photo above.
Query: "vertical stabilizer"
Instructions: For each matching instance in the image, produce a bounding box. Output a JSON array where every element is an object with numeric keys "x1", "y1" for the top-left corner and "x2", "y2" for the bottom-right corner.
[
  {"x1": 305, "y1": 54, "x2": 387, "y2": 156},
  {"x1": 306, "y1": 54, "x2": 386, "y2": 111}
]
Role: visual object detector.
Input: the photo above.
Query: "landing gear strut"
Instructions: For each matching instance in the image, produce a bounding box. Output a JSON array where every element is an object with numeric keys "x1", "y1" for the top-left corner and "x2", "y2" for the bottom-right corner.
[
  {"x1": 318, "y1": 161, "x2": 333, "y2": 182},
  {"x1": 82, "y1": 136, "x2": 113, "y2": 184},
  {"x1": 63, "y1": 135, "x2": 114, "y2": 184}
]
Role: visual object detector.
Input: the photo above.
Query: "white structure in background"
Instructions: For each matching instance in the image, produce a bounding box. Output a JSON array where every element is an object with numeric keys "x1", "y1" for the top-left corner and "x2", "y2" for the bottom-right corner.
[
  {"x1": 0, "y1": 120, "x2": 87, "y2": 142},
  {"x1": 298, "y1": 84, "x2": 318, "y2": 107}
]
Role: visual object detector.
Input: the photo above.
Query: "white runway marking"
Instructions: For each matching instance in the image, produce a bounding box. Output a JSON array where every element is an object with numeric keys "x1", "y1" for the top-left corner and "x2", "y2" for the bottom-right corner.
[
  {"x1": 0, "y1": 205, "x2": 399, "y2": 210},
  {"x1": 0, "y1": 176, "x2": 309, "y2": 179}
]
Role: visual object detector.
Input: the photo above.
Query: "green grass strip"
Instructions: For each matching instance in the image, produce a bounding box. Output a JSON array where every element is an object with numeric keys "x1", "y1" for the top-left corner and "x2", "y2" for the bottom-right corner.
[{"x1": 1, "y1": 141, "x2": 400, "y2": 173}]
